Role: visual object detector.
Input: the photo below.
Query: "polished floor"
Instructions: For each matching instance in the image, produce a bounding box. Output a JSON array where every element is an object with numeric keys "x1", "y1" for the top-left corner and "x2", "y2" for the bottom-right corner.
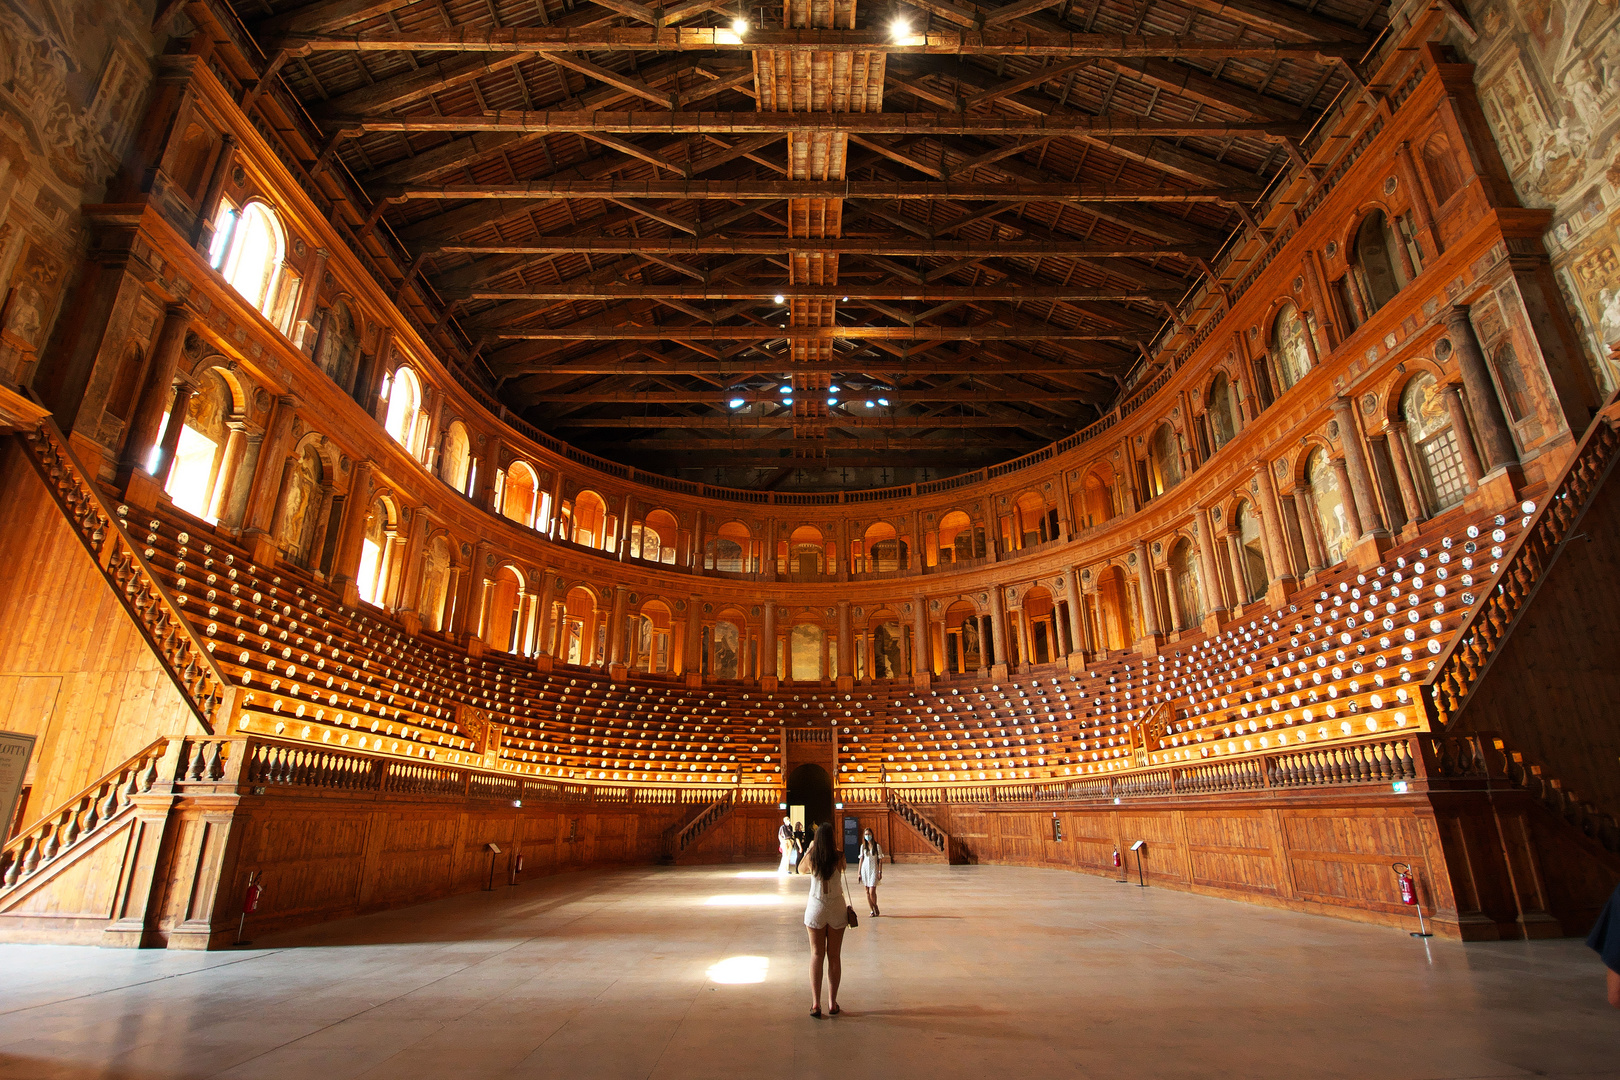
[{"x1": 0, "y1": 864, "x2": 1614, "y2": 1080}]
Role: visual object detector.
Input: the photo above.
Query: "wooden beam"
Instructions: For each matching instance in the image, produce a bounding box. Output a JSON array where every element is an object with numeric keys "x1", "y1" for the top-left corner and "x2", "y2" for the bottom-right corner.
[
  {"x1": 260, "y1": 0, "x2": 417, "y2": 37},
  {"x1": 338, "y1": 110, "x2": 1306, "y2": 139},
  {"x1": 546, "y1": 414, "x2": 1077, "y2": 428},
  {"x1": 497, "y1": 355, "x2": 1120, "y2": 376},
  {"x1": 544, "y1": 52, "x2": 676, "y2": 108},
  {"x1": 517, "y1": 388, "x2": 1104, "y2": 402},
  {"x1": 431, "y1": 237, "x2": 1215, "y2": 257},
  {"x1": 451, "y1": 284, "x2": 1181, "y2": 301},
  {"x1": 393, "y1": 179, "x2": 1260, "y2": 202},
  {"x1": 314, "y1": 53, "x2": 535, "y2": 120},
  {"x1": 491, "y1": 324, "x2": 1137, "y2": 340},
  {"x1": 287, "y1": 28, "x2": 1366, "y2": 59}
]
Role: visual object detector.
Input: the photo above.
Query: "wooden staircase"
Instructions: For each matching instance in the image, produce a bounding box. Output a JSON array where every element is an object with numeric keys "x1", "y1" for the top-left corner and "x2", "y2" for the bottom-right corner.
[
  {"x1": 886, "y1": 789, "x2": 956, "y2": 864},
  {"x1": 666, "y1": 792, "x2": 737, "y2": 863}
]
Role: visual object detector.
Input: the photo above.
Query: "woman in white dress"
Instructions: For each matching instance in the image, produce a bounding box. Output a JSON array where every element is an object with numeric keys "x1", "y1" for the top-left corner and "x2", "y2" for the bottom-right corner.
[
  {"x1": 858, "y1": 829, "x2": 884, "y2": 916},
  {"x1": 776, "y1": 816, "x2": 796, "y2": 874},
  {"x1": 799, "y1": 821, "x2": 848, "y2": 1018}
]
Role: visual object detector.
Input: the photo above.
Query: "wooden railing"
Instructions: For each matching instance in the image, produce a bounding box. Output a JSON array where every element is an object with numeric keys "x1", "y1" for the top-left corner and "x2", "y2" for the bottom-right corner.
[
  {"x1": 673, "y1": 791, "x2": 736, "y2": 854},
  {"x1": 0, "y1": 738, "x2": 173, "y2": 891},
  {"x1": 19, "y1": 421, "x2": 235, "y2": 733},
  {"x1": 1425, "y1": 394, "x2": 1620, "y2": 729},
  {"x1": 886, "y1": 789, "x2": 947, "y2": 854},
  {"x1": 1427, "y1": 732, "x2": 1620, "y2": 854}
]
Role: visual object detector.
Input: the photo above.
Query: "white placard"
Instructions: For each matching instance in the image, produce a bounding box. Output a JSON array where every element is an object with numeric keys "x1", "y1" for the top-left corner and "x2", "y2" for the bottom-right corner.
[{"x1": 0, "y1": 730, "x2": 36, "y2": 841}]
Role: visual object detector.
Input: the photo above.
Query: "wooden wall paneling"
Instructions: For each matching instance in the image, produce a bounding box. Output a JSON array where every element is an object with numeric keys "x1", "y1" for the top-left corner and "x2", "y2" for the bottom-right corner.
[{"x1": 1182, "y1": 809, "x2": 1280, "y2": 895}]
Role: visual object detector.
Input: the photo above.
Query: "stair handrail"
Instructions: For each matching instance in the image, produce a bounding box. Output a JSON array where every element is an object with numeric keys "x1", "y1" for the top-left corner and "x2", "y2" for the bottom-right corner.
[
  {"x1": 1426, "y1": 730, "x2": 1619, "y2": 854},
  {"x1": 1423, "y1": 393, "x2": 1620, "y2": 729},
  {"x1": 0, "y1": 736, "x2": 174, "y2": 891},
  {"x1": 675, "y1": 789, "x2": 735, "y2": 852},
  {"x1": 885, "y1": 788, "x2": 947, "y2": 853},
  {"x1": 19, "y1": 420, "x2": 236, "y2": 733}
]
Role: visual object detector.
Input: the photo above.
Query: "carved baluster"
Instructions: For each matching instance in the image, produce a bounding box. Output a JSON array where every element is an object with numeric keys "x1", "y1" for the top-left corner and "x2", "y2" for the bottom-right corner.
[{"x1": 206, "y1": 741, "x2": 225, "y2": 781}]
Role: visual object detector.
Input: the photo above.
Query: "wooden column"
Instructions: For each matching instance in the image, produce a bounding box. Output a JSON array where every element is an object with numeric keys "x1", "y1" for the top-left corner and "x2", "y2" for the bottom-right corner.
[
  {"x1": 1252, "y1": 465, "x2": 1296, "y2": 594},
  {"x1": 1133, "y1": 540, "x2": 1160, "y2": 638},
  {"x1": 837, "y1": 600, "x2": 853, "y2": 680},
  {"x1": 683, "y1": 593, "x2": 702, "y2": 680},
  {"x1": 291, "y1": 247, "x2": 330, "y2": 352},
  {"x1": 912, "y1": 596, "x2": 930, "y2": 678},
  {"x1": 1292, "y1": 485, "x2": 1326, "y2": 571},
  {"x1": 1329, "y1": 456, "x2": 1364, "y2": 540},
  {"x1": 331, "y1": 459, "x2": 375, "y2": 598},
  {"x1": 149, "y1": 382, "x2": 195, "y2": 488},
  {"x1": 1224, "y1": 533, "x2": 1249, "y2": 605},
  {"x1": 1445, "y1": 305, "x2": 1519, "y2": 474},
  {"x1": 1064, "y1": 570, "x2": 1086, "y2": 657},
  {"x1": 607, "y1": 585, "x2": 630, "y2": 666},
  {"x1": 1161, "y1": 567, "x2": 1183, "y2": 631},
  {"x1": 119, "y1": 304, "x2": 193, "y2": 482},
  {"x1": 1395, "y1": 141, "x2": 1441, "y2": 260},
  {"x1": 1194, "y1": 508, "x2": 1227, "y2": 620},
  {"x1": 988, "y1": 586, "x2": 1009, "y2": 671},
  {"x1": 535, "y1": 569, "x2": 558, "y2": 657},
  {"x1": 1386, "y1": 420, "x2": 1428, "y2": 526},
  {"x1": 1330, "y1": 396, "x2": 1386, "y2": 538},
  {"x1": 190, "y1": 133, "x2": 238, "y2": 252},
  {"x1": 1440, "y1": 384, "x2": 1485, "y2": 487},
  {"x1": 761, "y1": 601, "x2": 778, "y2": 678}
]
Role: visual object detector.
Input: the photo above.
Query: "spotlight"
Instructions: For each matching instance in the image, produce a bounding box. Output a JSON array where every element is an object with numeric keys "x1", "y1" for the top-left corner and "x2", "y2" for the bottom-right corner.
[
  {"x1": 890, "y1": 15, "x2": 910, "y2": 39},
  {"x1": 729, "y1": 397, "x2": 745, "y2": 408},
  {"x1": 827, "y1": 396, "x2": 838, "y2": 405},
  {"x1": 783, "y1": 396, "x2": 794, "y2": 404},
  {"x1": 829, "y1": 384, "x2": 840, "y2": 392},
  {"x1": 773, "y1": 292, "x2": 785, "y2": 304},
  {"x1": 865, "y1": 399, "x2": 875, "y2": 408},
  {"x1": 779, "y1": 385, "x2": 792, "y2": 392},
  {"x1": 731, "y1": 16, "x2": 749, "y2": 34},
  {"x1": 878, "y1": 397, "x2": 890, "y2": 406}
]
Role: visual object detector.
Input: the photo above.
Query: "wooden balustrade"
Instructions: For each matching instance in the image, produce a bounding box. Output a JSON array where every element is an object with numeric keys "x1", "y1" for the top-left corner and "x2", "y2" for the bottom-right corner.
[
  {"x1": 1426, "y1": 731, "x2": 1620, "y2": 854},
  {"x1": 0, "y1": 738, "x2": 173, "y2": 891},
  {"x1": 18, "y1": 421, "x2": 235, "y2": 733},
  {"x1": 674, "y1": 791, "x2": 737, "y2": 854},
  {"x1": 1425, "y1": 392, "x2": 1620, "y2": 729},
  {"x1": 886, "y1": 789, "x2": 947, "y2": 853}
]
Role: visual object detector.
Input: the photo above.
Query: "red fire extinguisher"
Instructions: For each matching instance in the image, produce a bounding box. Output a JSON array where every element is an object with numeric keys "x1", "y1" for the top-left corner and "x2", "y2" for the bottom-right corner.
[
  {"x1": 233, "y1": 871, "x2": 262, "y2": 947},
  {"x1": 1113, "y1": 848, "x2": 1126, "y2": 883},
  {"x1": 1391, "y1": 862, "x2": 1431, "y2": 937},
  {"x1": 1113, "y1": 849, "x2": 1122, "y2": 868}
]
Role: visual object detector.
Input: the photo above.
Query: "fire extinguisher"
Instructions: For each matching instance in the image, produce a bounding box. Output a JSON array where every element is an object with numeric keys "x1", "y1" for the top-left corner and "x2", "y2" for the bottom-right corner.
[
  {"x1": 1390, "y1": 862, "x2": 1432, "y2": 938},
  {"x1": 1113, "y1": 848, "x2": 1126, "y2": 883},
  {"x1": 234, "y1": 871, "x2": 262, "y2": 947}
]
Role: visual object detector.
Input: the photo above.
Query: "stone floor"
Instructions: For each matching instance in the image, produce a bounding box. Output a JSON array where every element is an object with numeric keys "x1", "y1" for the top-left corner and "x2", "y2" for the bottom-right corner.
[{"x1": 0, "y1": 864, "x2": 1614, "y2": 1080}]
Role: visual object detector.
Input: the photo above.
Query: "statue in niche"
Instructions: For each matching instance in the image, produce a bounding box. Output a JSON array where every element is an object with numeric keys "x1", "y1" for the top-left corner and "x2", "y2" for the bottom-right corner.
[
  {"x1": 960, "y1": 619, "x2": 982, "y2": 669},
  {"x1": 873, "y1": 622, "x2": 903, "y2": 679},
  {"x1": 711, "y1": 621, "x2": 739, "y2": 679}
]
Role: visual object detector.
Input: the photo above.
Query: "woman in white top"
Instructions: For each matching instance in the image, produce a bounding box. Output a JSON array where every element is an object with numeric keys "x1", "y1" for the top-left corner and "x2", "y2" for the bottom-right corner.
[
  {"x1": 798, "y1": 822, "x2": 848, "y2": 1018},
  {"x1": 858, "y1": 829, "x2": 884, "y2": 916}
]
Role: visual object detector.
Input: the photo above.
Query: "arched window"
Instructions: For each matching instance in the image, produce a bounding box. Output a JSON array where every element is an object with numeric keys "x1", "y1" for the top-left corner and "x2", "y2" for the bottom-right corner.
[
  {"x1": 634, "y1": 509, "x2": 680, "y2": 564},
  {"x1": 1096, "y1": 566, "x2": 1136, "y2": 652},
  {"x1": 1148, "y1": 423, "x2": 1182, "y2": 497},
  {"x1": 484, "y1": 566, "x2": 526, "y2": 654},
  {"x1": 161, "y1": 371, "x2": 233, "y2": 522},
  {"x1": 1207, "y1": 372, "x2": 1239, "y2": 450},
  {"x1": 214, "y1": 202, "x2": 285, "y2": 316},
  {"x1": 1078, "y1": 469, "x2": 1114, "y2": 529},
  {"x1": 1306, "y1": 448, "x2": 1352, "y2": 567},
  {"x1": 936, "y1": 510, "x2": 981, "y2": 564},
  {"x1": 862, "y1": 522, "x2": 907, "y2": 572},
  {"x1": 787, "y1": 525, "x2": 824, "y2": 576},
  {"x1": 1168, "y1": 539, "x2": 1203, "y2": 630},
  {"x1": 634, "y1": 600, "x2": 673, "y2": 672},
  {"x1": 1422, "y1": 133, "x2": 1462, "y2": 206},
  {"x1": 356, "y1": 498, "x2": 394, "y2": 607},
  {"x1": 441, "y1": 421, "x2": 472, "y2": 494},
  {"x1": 1021, "y1": 586, "x2": 1058, "y2": 666},
  {"x1": 1234, "y1": 502, "x2": 1268, "y2": 603},
  {"x1": 1401, "y1": 373, "x2": 1468, "y2": 512},
  {"x1": 314, "y1": 301, "x2": 359, "y2": 390},
  {"x1": 1009, "y1": 491, "x2": 1056, "y2": 549},
  {"x1": 501, "y1": 462, "x2": 540, "y2": 527},
  {"x1": 1354, "y1": 210, "x2": 1406, "y2": 313},
  {"x1": 571, "y1": 490, "x2": 608, "y2": 548},
  {"x1": 706, "y1": 522, "x2": 752, "y2": 573},
  {"x1": 1272, "y1": 303, "x2": 1313, "y2": 393},
  {"x1": 382, "y1": 366, "x2": 424, "y2": 454}
]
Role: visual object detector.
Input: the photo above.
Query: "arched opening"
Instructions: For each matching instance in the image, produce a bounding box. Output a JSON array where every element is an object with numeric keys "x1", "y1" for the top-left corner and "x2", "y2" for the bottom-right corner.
[
  {"x1": 942, "y1": 600, "x2": 982, "y2": 674},
  {"x1": 1306, "y1": 448, "x2": 1352, "y2": 567},
  {"x1": 570, "y1": 490, "x2": 609, "y2": 549},
  {"x1": 706, "y1": 521, "x2": 753, "y2": 573},
  {"x1": 1078, "y1": 468, "x2": 1114, "y2": 529},
  {"x1": 1401, "y1": 373, "x2": 1468, "y2": 513},
  {"x1": 419, "y1": 535, "x2": 452, "y2": 632},
  {"x1": 213, "y1": 201, "x2": 285, "y2": 316},
  {"x1": 633, "y1": 509, "x2": 680, "y2": 564},
  {"x1": 1272, "y1": 302, "x2": 1313, "y2": 393},
  {"x1": 787, "y1": 763, "x2": 834, "y2": 836},
  {"x1": 1147, "y1": 423, "x2": 1182, "y2": 497},
  {"x1": 1234, "y1": 502, "x2": 1268, "y2": 603},
  {"x1": 356, "y1": 497, "x2": 398, "y2": 608},
  {"x1": 1208, "y1": 372, "x2": 1239, "y2": 450},
  {"x1": 275, "y1": 444, "x2": 328, "y2": 569},
  {"x1": 560, "y1": 586, "x2": 599, "y2": 666},
  {"x1": 634, "y1": 599, "x2": 673, "y2": 673},
  {"x1": 161, "y1": 370, "x2": 233, "y2": 522},
  {"x1": 935, "y1": 510, "x2": 982, "y2": 565},
  {"x1": 1008, "y1": 491, "x2": 1057, "y2": 550},
  {"x1": 441, "y1": 421, "x2": 472, "y2": 494},
  {"x1": 1096, "y1": 565, "x2": 1135, "y2": 651},
  {"x1": 501, "y1": 461, "x2": 540, "y2": 528},
  {"x1": 314, "y1": 300, "x2": 359, "y2": 390},
  {"x1": 862, "y1": 522, "x2": 907, "y2": 572},
  {"x1": 789, "y1": 623, "x2": 824, "y2": 681},
  {"x1": 704, "y1": 607, "x2": 746, "y2": 679},
  {"x1": 484, "y1": 565, "x2": 526, "y2": 654},
  {"x1": 866, "y1": 610, "x2": 905, "y2": 679},
  {"x1": 1020, "y1": 586, "x2": 1058, "y2": 666},
  {"x1": 1354, "y1": 210, "x2": 1406, "y2": 313},
  {"x1": 784, "y1": 524, "x2": 825, "y2": 577},
  {"x1": 1168, "y1": 538, "x2": 1203, "y2": 630},
  {"x1": 382, "y1": 366, "x2": 424, "y2": 456}
]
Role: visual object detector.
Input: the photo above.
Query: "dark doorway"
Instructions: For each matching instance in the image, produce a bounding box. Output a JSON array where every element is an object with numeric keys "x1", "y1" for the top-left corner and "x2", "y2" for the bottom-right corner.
[{"x1": 787, "y1": 762, "x2": 834, "y2": 837}]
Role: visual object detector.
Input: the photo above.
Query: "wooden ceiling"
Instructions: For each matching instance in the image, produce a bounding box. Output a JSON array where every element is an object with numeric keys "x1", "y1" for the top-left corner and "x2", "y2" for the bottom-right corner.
[{"x1": 246, "y1": 0, "x2": 1387, "y2": 484}]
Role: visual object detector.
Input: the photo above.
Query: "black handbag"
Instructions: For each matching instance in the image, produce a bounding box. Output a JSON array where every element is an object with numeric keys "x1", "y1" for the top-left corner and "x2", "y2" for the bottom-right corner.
[{"x1": 842, "y1": 864, "x2": 859, "y2": 928}]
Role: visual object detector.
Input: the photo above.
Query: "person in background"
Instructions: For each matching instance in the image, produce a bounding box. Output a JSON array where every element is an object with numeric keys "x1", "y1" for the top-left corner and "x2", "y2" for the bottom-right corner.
[
  {"x1": 792, "y1": 821, "x2": 807, "y2": 867},
  {"x1": 858, "y1": 828, "x2": 885, "y2": 916},
  {"x1": 777, "y1": 816, "x2": 796, "y2": 874},
  {"x1": 799, "y1": 821, "x2": 849, "y2": 1018},
  {"x1": 1588, "y1": 880, "x2": 1620, "y2": 1007}
]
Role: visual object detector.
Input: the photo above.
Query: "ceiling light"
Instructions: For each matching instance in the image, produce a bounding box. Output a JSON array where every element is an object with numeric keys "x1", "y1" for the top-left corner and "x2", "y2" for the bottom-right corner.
[
  {"x1": 731, "y1": 16, "x2": 749, "y2": 34},
  {"x1": 783, "y1": 396, "x2": 794, "y2": 404},
  {"x1": 828, "y1": 384, "x2": 840, "y2": 392},
  {"x1": 827, "y1": 396, "x2": 838, "y2": 405},
  {"x1": 842, "y1": 295, "x2": 849, "y2": 301},
  {"x1": 878, "y1": 397, "x2": 890, "y2": 406},
  {"x1": 729, "y1": 398, "x2": 745, "y2": 408},
  {"x1": 773, "y1": 292, "x2": 785, "y2": 304},
  {"x1": 779, "y1": 385, "x2": 792, "y2": 392},
  {"x1": 890, "y1": 16, "x2": 910, "y2": 39},
  {"x1": 865, "y1": 399, "x2": 875, "y2": 408}
]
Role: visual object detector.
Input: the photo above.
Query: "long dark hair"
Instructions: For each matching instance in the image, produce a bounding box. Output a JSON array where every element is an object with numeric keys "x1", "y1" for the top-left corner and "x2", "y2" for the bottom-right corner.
[{"x1": 808, "y1": 822, "x2": 840, "y2": 881}]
